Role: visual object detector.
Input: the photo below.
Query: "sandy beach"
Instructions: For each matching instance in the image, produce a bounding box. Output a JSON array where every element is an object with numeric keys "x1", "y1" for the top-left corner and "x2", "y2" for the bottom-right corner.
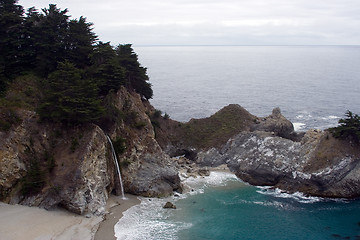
[
  {"x1": 0, "y1": 194, "x2": 140, "y2": 240},
  {"x1": 0, "y1": 202, "x2": 102, "y2": 240},
  {"x1": 0, "y1": 168, "x2": 231, "y2": 240},
  {"x1": 94, "y1": 194, "x2": 141, "y2": 240}
]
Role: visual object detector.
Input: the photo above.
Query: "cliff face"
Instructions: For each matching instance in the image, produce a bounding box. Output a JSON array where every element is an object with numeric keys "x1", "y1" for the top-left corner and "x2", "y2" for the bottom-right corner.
[
  {"x1": 107, "y1": 87, "x2": 181, "y2": 197},
  {"x1": 0, "y1": 110, "x2": 113, "y2": 216},
  {"x1": 0, "y1": 87, "x2": 180, "y2": 216}
]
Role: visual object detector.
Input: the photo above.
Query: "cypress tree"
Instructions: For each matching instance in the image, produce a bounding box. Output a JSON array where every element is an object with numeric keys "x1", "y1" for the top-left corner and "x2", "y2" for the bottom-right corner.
[
  {"x1": 0, "y1": 0, "x2": 24, "y2": 94},
  {"x1": 38, "y1": 61, "x2": 103, "y2": 125}
]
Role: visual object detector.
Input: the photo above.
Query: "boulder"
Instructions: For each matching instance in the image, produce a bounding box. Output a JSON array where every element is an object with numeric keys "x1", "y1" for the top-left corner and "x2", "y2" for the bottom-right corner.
[
  {"x1": 251, "y1": 107, "x2": 299, "y2": 140},
  {"x1": 163, "y1": 201, "x2": 176, "y2": 209}
]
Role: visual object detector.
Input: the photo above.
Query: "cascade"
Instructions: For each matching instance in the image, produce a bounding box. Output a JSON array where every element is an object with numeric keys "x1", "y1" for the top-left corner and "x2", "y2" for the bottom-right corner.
[{"x1": 106, "y1": 135, "x2": 126, "y2": 199}]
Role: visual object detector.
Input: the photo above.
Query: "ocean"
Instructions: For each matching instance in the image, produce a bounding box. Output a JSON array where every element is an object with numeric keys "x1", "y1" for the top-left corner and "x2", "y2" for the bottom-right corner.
[
  {"x1": 115, "y1": 46, "x2": 360, "y2": 240},
  {"x1": 135, "y1": 45, "x2": 360, "y2": 131}
]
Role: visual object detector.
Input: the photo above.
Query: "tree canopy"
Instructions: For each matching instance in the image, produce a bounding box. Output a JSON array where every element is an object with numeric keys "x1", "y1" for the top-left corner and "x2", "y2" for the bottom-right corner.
[
  {"x1": 0, "y1": 0, "x2": 153, "y2": 125},
  {"x1": 38, "y1": 61, "x2": 103, "y2": 125},
  {"x1": 330, "y1": 111, "x2": 360, "y2": 144}
]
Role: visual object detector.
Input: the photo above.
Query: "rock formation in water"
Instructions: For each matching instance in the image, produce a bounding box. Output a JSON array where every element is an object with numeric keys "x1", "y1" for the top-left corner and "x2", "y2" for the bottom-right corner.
[{"x1": 156, "y1": 105, "x2": 360, "y2": 199}]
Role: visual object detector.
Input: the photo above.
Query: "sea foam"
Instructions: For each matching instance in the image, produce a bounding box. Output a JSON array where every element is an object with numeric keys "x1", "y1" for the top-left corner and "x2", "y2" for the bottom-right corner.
[
  {"x1": 115, "y1": 171, "x2": 239, "y2": 240},
  {"x1": 256, "y1": 186, "x2": 322, "y2": 203}
]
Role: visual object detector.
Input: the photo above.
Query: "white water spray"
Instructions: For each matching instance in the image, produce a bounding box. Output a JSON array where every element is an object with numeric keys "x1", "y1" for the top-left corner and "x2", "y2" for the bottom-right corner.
[{"x1": 106, "y1": 135, "x2": 126, "y2": 200}]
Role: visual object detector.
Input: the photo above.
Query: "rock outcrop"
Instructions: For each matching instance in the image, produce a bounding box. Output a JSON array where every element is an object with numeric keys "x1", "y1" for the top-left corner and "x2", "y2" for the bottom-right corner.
[
  {"x1": 250, "y1": 107, "x2": 301, "y2": 141},
  {"x1": 155, "y1": 104, "x2": 360, "y2": 198},
  {"x1": 197, "y1": 130, "x2": 360, "y2": 198},
  {"x1": 0, "y1": 87, "x2": 181, "y2": 216},
  {"x1": 0, "y1": 111, "x2": 114, "y2": 216},
  {"x1": 107, "y1": 87, "x2": 181, "y2": 197}
]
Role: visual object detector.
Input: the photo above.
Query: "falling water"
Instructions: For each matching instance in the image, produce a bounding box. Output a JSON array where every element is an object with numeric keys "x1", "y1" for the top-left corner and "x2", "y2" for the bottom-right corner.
[{"x1": 106, "y1": 135, "x2": 126, "y2": 199}]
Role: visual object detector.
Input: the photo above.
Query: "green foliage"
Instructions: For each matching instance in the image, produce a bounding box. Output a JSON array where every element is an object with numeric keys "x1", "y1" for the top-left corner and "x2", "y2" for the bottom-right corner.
[
  {"x1": 116, "y1": 44, "x2": 153, "y2": 100},
  {"x1": 0, "y1": 0, "x2": 24, "y2": 79},
  {"x1": 97, "y1": 90, "x2": 124, "y2": 130},
  {"x1": 0, "y1": 74, "x2": 42, "y2": 110},
  {"x1": 113, "y1": 137, "x2": 126, "y2": 155},
  {"x1": 150, "y1": 109, "x2": 162, "y2": 129},
  {"x1": 163, "y1": 112, "x2": 170, "y2": 120},
  {"x1": 330, "y1": 111, "x2": 360, "y2": 143},
  {"x1": 90, "y1": 42, "x2": 126, "y2": 96},
  {"x1": 38, "y1": 61, "x2": 104, "y2": 125},
  {"x1": 134, "y1": 121, "x2": 147, "y2": 129},
  {"x1": 67, "y1": 16, "x2": 97, "y2": 68},
  {"x1": 27, "y1": 5, "x2": 96, "y2": 76},
  {"x1": 0, "y1": 2, "x2": 153, "y2": 128},
  {"x1": 153, "y1": 109, "x2": 162, "y2": 119}
]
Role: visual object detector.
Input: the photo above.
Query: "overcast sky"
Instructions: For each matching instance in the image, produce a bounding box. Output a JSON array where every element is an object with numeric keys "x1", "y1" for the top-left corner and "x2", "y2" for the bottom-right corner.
[{"x1": 19, "y1": 0, "x2": 360, "y2": 46}]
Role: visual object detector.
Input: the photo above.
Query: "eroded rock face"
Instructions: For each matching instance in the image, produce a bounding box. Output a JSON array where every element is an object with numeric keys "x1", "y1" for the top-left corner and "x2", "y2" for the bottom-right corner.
[
  {"x1": 198, "y1": 130, "x2": 360, "y2": 198},
  {"x1": 44, "y1": 125, "x2": 113, "y2": 216},
  {"x1": 0, "y1": 110, "x2": 33, "y2": 201},
  {"x1": 109, "y1": 87, "x2": 181, "y2": 197},
  {"x1": 0, "y1": 87, "x2": 181, "y2": 215},
  {"x1": 0, "y1": 114, "x2": 114, "y2": 216}
]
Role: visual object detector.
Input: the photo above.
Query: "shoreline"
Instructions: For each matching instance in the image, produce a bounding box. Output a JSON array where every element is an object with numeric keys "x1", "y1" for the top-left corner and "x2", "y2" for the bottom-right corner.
[
  {"x1": 95, "y1": 166, "x2": 233, "y2": 240},
  {"x1": 0, "y1": 168, "x2": 232, "y2": 240},
  {"x1": 94, "y1": 194, "x2": 141, "y2": 240}
]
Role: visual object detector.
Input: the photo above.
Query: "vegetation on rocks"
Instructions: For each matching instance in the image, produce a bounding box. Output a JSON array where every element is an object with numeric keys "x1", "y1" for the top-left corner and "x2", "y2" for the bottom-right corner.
[
  {"x1": 330, "y1": 110, "x2": 360, "y2": 144},
  {"x1": 155, "y1": 104, "x2": 256, "y2": 150},
  {"x1": 0, "y1": 0, "x2": 153, "y2": 128}
]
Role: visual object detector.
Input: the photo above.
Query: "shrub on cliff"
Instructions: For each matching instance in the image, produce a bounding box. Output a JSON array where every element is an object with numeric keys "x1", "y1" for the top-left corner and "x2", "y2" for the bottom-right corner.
[{"x1": 330, "y1": 111, "x2": 360, "y2": 144}]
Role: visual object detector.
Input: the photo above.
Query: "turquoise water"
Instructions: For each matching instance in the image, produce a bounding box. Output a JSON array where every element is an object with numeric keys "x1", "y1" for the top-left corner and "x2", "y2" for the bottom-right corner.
[
  {"x1": 175, "y1": 181, "x2": 360, "y2": 240},
  {"x1": 115, "y1": 173, "x2": 360, "y2": 240}
]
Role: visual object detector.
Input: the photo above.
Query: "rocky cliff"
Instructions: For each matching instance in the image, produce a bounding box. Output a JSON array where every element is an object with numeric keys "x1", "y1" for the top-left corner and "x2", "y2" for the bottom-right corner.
[
  {"x1": 1, "y1": 95, "x2": 359, "y2": 216},
  {"x1": 0, "y1": 87, "x2": 180, "y2": 216},
  {"x1": 155, "y1": 105, "x2": 360, "y2": 199}
]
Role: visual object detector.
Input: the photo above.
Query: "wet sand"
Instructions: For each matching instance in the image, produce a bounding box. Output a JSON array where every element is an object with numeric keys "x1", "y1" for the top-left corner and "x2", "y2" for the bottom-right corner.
[{"x1": 94, "y1": 194, "x2": 141, "y2": 240}]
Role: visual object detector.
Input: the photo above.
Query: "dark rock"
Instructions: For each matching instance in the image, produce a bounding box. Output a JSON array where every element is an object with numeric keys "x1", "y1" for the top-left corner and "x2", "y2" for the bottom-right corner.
[
  {"x1": 163, "y1": 201, "x2": 176, "y2": 209},
  {"x1": 198, "y1": 168, "x2": 210, "y2": 176},
  {"x1": 251, "y1": 107, "x2": 298, "y2": 140},
  {"x1": 198, "y1": 129, "x2": 360, "y2": 198}
]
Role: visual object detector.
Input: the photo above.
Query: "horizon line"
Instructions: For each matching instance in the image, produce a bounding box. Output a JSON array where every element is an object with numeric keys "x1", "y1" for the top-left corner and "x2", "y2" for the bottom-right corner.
[{"x1": 133, "y1": 44, "x2": 360, "y2": 47}]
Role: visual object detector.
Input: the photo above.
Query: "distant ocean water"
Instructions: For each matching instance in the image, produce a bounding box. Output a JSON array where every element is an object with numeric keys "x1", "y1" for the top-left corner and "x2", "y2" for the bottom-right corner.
[
  {"x1": 115, "y1": 46, "x2": 360, "y2": 240},
  {"x1": 135, "y1": 45, "x2": 360, "y2": 131}
]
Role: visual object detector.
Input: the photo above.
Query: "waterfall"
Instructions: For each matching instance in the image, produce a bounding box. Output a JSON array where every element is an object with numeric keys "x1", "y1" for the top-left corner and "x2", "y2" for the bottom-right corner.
[{"x1": 106, "y1": 135, "x2": 126, "y2": 200}]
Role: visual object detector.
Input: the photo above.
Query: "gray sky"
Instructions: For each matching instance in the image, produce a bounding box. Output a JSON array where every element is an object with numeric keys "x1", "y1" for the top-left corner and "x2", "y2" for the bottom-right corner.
[{"x1": 19, "y1": 0, "x2": 360, "y2": 46}]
